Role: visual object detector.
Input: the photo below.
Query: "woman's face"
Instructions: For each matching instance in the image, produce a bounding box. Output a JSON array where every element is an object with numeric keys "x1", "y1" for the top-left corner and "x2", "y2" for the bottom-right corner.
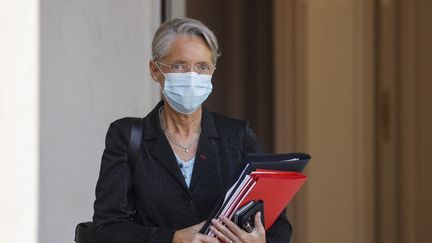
[{"x1": 150, "y1": 35, "x2": 213, "y2": 88}]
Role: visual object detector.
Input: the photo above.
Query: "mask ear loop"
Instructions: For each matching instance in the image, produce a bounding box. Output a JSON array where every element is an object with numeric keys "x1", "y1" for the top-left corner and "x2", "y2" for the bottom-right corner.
[
  {"x1": 153, "y1": 60, "x2": 167, "y2": 93},
  {"x1": 154, "y1": 60, "x2": 167, "y2": 78}
]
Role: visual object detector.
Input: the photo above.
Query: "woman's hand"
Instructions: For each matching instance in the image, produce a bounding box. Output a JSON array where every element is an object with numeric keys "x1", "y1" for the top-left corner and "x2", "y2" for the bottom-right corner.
[
  {"x1": 173, "y1": 221, "x2": 219, "y2": 243},
  {"x1": 210, "y1": 212, "x2": 266, "y2": 243}
]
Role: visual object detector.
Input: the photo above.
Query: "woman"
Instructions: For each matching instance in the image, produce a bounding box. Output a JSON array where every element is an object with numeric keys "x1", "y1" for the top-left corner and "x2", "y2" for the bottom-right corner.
[{"x1": 93, "y1": 18, "x2": 292, "y2": 243}]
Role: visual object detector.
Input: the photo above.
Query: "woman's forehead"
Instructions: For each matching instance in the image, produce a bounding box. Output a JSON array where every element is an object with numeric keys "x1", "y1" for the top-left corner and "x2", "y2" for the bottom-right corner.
[{"x1": 163, "y1": 35, "x2": 212, "y2": 63}]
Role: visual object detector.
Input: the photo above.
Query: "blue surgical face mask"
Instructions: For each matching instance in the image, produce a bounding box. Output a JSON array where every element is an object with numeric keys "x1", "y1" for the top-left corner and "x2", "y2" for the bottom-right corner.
[{"x1": 161, "y1": 72, "x2": 213, "y2": 114}]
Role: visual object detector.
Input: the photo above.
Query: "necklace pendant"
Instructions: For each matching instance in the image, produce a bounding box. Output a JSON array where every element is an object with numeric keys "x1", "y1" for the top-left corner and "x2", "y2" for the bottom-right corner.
[{"x1": 185, "y1": 148, "x2": 190, "y2": 153}]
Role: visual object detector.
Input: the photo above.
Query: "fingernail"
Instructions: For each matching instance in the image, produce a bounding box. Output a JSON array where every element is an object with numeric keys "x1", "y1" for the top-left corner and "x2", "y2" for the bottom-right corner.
[{"x1": 257, "y1": 212, "x2": 261, "y2": 217}]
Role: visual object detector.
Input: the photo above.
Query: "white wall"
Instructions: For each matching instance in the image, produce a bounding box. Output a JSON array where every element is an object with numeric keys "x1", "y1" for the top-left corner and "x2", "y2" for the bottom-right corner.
[
  {"x1": 39, "y1": 1, "x2": 160, "y2": 242},
  {"x1": 0, "y1": 1, "x2": 39, "y2": 243}
]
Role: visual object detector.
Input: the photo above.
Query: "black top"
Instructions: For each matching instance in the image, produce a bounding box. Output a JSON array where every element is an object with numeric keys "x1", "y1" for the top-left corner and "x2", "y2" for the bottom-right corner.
[{"x1": 93, "y1": 101, "x2": 292, "y2": 243}]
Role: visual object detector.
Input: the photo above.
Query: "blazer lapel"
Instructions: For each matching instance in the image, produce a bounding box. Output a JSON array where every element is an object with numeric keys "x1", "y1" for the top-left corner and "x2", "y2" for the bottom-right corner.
[
  {"x1": 142, "y1": 103, "x2": 220, "y2": 193},
  {"x1": 150, "y1": 138, "x2": 189, "y2": 190},
  {"x1": 189, "y1": 108, "x2": 220, "y2": 191},
  {"x1": 143, "y1": 101, "x2": 189, "y2": 192}
]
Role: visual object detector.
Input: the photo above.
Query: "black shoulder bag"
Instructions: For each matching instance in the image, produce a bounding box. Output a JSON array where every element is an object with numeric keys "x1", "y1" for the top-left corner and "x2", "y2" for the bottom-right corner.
[{"x1": 74, "y1": 119, "x2": 144, "y2": 243}]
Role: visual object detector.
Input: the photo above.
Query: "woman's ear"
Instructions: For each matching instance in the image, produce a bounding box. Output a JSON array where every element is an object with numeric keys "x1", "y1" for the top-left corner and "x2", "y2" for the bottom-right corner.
[{"x1": 149, "y1": 60, "x2": 161, "y2": 83}]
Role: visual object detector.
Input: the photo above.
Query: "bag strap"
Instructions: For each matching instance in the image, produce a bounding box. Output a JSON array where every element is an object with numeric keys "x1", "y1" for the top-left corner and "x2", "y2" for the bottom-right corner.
[
  {"x1": 75, "y1": 119, "x2": 144, "y2": 242},
  {"x1": 127, "y1": 118, "x2": 144, "y2": 172}
]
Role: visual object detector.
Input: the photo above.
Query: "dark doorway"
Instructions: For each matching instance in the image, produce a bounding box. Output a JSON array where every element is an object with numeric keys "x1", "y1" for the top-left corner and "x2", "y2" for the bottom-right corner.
[{"x1": 187, "y1": 0, "x2": 275, "y2": 151}]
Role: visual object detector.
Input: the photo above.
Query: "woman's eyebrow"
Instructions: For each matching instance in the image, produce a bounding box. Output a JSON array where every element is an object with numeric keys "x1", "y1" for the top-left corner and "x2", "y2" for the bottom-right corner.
[
  {"x1": 195, "y1": 61, "x2": 212, "y2": 65},
  {"x1": 166, "y1": 59, "x2": 188, "y2": 64}
]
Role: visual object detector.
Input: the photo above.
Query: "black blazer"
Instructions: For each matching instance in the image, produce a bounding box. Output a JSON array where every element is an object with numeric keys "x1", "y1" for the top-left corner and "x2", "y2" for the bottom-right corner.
[{"x1": 93, "y1": 102, "x2": 292, "y2": 243}]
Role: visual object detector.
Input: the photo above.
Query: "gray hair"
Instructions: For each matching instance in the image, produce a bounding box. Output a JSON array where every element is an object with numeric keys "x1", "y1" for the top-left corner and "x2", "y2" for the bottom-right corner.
[{"x1": 152, "y1": 18, "x2": 220, "y2": 64}]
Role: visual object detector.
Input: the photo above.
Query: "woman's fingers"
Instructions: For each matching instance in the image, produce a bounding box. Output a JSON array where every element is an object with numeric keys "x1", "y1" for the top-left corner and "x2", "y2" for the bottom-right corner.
[
  {"x1": 191, "y1": 233, "x2": 219, "y2": 243},
  {"x1": 174, "y1": 221, "x2": 211, "y2": 243},
  {"x1": 199, "y1": 234, "x2": 220, "y2": 243},
  {"x1": 211, "y1": 218, "x2": 239, "y2": 242},
  {"x1": 210, "y1": 215, "x2": 266, "y2": 243},
  {"x1": 253, "y1": 212, "x2": 265, "y2": 234},
  {"x1": 220, "y1": 216, "x2": 245, "y2": 236},
  {"x1": 210, "y1": 225, "x2": 233, "y2": 243},
  {"x1": 220, "y1": 216, "x2": 253, "y2": 242}
]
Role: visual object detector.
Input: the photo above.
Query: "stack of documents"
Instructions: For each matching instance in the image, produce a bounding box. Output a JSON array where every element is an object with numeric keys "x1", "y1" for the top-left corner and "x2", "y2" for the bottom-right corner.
[{"x1": 200, "y1": 153, "x2": 310, "y2": 235}]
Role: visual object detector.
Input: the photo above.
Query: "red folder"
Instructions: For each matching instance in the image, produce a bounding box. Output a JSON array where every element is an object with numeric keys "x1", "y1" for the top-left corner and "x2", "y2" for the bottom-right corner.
[
  {"x1": 238, "y1": 170, "x2": 307, "y2": 229},
  {"x1": 200, "y1": 153, "x2": 310, "y2": 235}
]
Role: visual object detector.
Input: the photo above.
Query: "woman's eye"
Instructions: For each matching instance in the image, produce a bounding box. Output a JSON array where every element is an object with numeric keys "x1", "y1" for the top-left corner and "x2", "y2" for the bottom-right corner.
[
  {"x1": 171, "y1": 63, "x2": 183, "y2": 70},
  {"x1": 198, "y1": 65, "x2": 210, "y2": 71}
]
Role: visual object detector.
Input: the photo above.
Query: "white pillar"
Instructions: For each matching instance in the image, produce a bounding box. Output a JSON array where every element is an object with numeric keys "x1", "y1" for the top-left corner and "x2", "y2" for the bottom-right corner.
[{"x1": 0, "y1": 1, "x2": 40, "y2": 243}]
